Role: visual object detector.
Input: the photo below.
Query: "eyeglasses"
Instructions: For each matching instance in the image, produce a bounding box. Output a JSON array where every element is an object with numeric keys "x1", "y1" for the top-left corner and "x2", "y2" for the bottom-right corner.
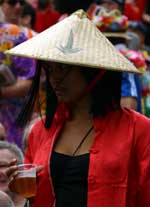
[{"x1": 5, "y1": 0, "x2": 25, "y2": 6}]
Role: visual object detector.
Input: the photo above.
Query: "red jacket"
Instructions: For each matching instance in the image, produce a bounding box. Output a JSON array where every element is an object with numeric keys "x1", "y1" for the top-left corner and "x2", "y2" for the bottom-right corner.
[{"x1": 25, "y1": 107, "x2": 150, "y2": 207}]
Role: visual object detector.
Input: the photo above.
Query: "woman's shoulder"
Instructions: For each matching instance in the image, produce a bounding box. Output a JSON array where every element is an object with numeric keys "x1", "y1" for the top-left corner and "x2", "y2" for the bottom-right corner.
[
  {"x1": 122, "y1": 107, "x2": 150, "y2": 125},
  {"x1": 119, "y1": 108, "x2": 150, "y2": 153},
  {"x1": 94, "y1": 107, "x2": 149, "y2": 127},
  {"x1": 122, "y1": 108, "x2": 150, "y2": 142},
  {"x1": 26, "y1": 117, "x2": 48, "y2": 148},
  {"x1": 29, "y1": 116, "x2": 45, "y2": 132}
]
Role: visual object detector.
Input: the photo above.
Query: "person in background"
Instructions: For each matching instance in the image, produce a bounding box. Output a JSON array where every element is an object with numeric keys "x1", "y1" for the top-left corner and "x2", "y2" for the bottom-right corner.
[
  {"x1": 124, "y1": 0, "x2": 141, "y2": 21},
  {"x1": 0, "y1": 0, "x2": 36, "y2": 148},
  {"x1": 127, "y1": 23, "x2": 141, "y2": 51},
  {"x1": 127, "y1": 21, "x2": 147, "y2": 51},
  {"x1": 19, "y1": 1, "x2": 37, "y2": 38},
  {"x1": 0, "y1": 2, "x2": 4, "y2": 21},
  {"x1": 5, "y1": 10, "x2": 150, "y2": 207},
  {"x1": 20, "y1": 2, "x2": 36, "y2": 29},
  {"x1": 34, "y1": 0, "x2": 61, "y2": 33},
  {"x1": 0, "y1": 141, "x2": 25, "y2": 207},
  {"x1": 0, "y1": 191, "x2": 15, "y2": 207},
  {"x1": 0, "y1": 0, "x2": 25, "y2": 24},
  {"x1": 0, "y1": 123, "x2": 6, "y2": 141}
]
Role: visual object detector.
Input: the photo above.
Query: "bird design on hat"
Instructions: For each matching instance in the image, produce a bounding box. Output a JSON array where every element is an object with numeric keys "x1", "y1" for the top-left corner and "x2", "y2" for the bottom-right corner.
[{"x1": 57, "y1": 29, "x2": 81, "y2": 54}]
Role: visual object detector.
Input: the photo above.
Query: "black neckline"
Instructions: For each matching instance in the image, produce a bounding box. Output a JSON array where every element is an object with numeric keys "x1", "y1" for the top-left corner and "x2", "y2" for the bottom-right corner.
[{"x1": 52, "y1": 151, "x2": 90, "y2": 158}]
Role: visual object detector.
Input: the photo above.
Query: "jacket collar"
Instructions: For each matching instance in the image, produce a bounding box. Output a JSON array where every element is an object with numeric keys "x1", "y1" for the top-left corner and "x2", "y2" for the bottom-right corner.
[{"x1": 54, "y1": 103, "x2": 122, "y2": 133}]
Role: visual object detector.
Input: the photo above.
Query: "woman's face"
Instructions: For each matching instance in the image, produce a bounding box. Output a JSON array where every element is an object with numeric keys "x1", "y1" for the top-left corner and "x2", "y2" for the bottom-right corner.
[{"x1": 48, "y1": 63, "x2": 88, "y2": 104}]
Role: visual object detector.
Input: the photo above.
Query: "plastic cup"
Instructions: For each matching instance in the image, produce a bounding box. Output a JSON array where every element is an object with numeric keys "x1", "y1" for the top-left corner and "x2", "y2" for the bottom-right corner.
[{"x1": 15, "y1": 164, "x2": 37, "y2": 198}]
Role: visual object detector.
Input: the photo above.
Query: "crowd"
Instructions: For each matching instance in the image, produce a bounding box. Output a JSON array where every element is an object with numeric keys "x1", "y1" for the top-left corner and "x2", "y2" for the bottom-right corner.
[{"x1": 0, "y1": 0, "x2": 150, "y2": 207}]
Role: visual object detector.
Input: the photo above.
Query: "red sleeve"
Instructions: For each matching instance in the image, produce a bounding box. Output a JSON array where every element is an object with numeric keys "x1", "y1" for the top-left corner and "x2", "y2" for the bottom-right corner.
[{"x1": 134, "y1": 114, "x2": 150, "y2": 206}]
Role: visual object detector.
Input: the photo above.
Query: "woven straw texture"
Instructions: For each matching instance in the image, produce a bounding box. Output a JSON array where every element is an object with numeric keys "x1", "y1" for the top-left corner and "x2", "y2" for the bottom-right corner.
[
  {"x1": 6, "y1": 10, "x2": 139, "y2": 73},
  {"x1": 103, "y1": 32, "x2": 130, "y2": 39}
]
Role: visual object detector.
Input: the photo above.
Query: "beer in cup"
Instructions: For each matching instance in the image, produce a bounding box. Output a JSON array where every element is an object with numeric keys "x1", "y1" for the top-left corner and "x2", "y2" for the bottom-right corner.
[{"x1": 15, "y1": 164, "x2": 37, "y2": 198}]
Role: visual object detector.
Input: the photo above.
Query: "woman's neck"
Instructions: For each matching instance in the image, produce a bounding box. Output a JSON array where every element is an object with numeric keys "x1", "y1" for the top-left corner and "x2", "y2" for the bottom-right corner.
[{"x1": 68, "y1": 95, "x2": 92, "y2": 121}]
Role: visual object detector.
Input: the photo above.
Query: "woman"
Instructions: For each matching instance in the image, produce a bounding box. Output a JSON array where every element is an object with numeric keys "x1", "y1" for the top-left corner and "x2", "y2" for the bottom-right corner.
[{"x1": 6, "y1": 10, "x2": 150, "y2": 207}]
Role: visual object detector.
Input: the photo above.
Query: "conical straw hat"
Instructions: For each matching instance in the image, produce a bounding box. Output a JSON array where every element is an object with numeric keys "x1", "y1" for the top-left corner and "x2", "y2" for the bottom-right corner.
[{"x1": 6, "y1": 10, "x2": 140, "y2": 73}]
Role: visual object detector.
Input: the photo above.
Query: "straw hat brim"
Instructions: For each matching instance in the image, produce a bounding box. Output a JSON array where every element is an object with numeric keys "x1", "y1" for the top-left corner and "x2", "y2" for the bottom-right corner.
[
  {"x1": 103, "y1": 32, "x2": 131, "y2": 39},
  {"x1": 5, "y1": 10, "x2": 140, "y2": 74}
]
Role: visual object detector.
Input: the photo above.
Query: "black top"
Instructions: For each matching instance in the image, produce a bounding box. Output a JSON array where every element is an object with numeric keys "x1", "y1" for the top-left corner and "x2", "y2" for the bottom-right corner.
[{"x1": 50, "y1": 151, "x2": 89, "y2": 207}]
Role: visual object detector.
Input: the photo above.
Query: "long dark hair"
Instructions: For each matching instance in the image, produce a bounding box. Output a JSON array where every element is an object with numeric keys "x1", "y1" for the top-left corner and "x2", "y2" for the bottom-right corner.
[
  {"x1": 16, "y1": 61, "x2": 42, "y2": 128},
  {"x1": 16, "y1": 60, "x2": 57, "y2": 129},
  {"x1": 16, "y1": 62, "x2": 121, "y2": 128},
  {"x1": 81, "y1": 68, "x2": 121, "y2": 117}
]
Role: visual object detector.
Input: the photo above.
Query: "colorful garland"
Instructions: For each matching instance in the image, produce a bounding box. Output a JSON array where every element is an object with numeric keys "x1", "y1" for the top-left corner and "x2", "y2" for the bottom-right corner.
[
  {"x1": 119, "y1": 49, "x2": 146, "y2": 73},
  {"x1": 88, "y1": 6, "x2": 128, "y2": 32}
]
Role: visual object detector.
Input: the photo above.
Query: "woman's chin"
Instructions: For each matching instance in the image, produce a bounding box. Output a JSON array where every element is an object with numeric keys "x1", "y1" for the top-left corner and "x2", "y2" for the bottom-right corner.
[
  {"x1": 57, "y1": 97, "x2": 72, "y2": 105},
  {"x1": 57, "y1": 96, "x2": 66, "y2": 102}
]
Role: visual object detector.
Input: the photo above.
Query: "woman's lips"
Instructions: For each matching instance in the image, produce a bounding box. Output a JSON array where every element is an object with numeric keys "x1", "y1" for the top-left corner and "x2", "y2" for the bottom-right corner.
[{"x1": 51, "y1": 82, "x2": 66, "y2": 96}]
